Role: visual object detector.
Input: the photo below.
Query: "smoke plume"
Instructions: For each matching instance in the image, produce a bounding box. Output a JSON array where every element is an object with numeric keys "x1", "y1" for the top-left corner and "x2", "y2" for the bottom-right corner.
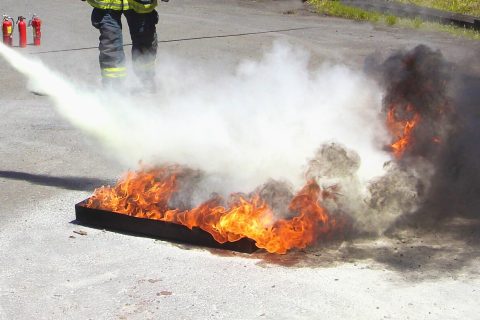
[
  {"x1": 367, "y1": 45, "x2": 480, "y2": 226},
  {"x1": 1, "y1": 41, "x2": 477, "y2": 239},
  {"x1": 0, "y1": 41, "x2": 389, "y2": 194}
]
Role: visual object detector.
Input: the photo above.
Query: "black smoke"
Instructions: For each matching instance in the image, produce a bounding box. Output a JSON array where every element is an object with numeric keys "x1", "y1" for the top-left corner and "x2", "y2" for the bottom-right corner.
[{"x1": 367, "y1": 45, "x2": 480, "y2": 225}]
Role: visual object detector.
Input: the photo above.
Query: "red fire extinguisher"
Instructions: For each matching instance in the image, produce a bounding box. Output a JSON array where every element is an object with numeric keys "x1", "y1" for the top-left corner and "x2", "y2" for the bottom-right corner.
[
  {"x1": 2, "y1": 15, "x2": 14, "y2": 46},
  {"x1": 17, "y1": 16, "x2": 27, "y2": 48},
  {"x1": 29, "y1": 14, "x2": 41, "y2": 46}
]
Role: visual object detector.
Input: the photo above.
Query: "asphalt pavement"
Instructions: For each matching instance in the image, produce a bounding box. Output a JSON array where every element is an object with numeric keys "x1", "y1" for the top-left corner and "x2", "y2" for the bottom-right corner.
[{"x1": 0, "y1": 1, "x2": 479, "y2": 319}]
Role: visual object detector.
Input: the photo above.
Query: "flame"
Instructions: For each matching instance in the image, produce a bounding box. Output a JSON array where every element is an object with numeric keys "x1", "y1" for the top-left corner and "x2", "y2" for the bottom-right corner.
[
  {"x1": 86, "y1": 166, "x2": 339, "y2": 254},
  {"x1": 386, "y1": 103, "x2": 421, "y2": 158}
]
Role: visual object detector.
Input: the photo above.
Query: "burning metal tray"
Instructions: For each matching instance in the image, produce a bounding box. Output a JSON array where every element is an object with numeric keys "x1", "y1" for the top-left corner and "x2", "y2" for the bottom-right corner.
[{"x1": 75, "y1": 200, "x2": 259, "y2": 254}]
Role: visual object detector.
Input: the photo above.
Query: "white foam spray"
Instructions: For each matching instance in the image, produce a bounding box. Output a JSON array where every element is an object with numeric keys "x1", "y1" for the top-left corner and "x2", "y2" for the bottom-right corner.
[{"x1": 0, "y1": 41, "x2": 390, "y2": 196}]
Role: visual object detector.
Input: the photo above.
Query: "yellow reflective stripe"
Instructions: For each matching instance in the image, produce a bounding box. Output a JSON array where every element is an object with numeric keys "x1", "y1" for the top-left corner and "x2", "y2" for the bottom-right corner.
[
  {"x1": 102, "y1": 72, "x2": 127, "y2": 78},
  {"x1": 103, "y1": 72, "x2": 127, "y2": 78},
  {"x1": 104, "y1": 74, "x2": 126, "y2": 78},
  {"x1": 86, "y1": 0, "x2": 157, "y2": 12},
  {"x1": 86, "y1": 0, "x2": 127, "y2": 10},
  {"x1": 128, "y1": 0, "x2": 157, "y2": 13},
  {"x1": 103, "y1": 67, "x2": 126, "y2": 72},
  {"x1": 102, "y1": 67, "x2": 127, "y2": 78}
]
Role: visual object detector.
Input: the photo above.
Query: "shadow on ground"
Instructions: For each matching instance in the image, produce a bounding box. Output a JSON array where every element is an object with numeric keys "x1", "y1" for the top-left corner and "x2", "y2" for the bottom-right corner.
[
  {"x1": 168, "y1": 217, "x2": 480, "y2": 282},
  {"x1": 0, "y1": 170, "x2": 111, "y2": 191},
  {"x1": 73, "y1": 204, "x2": 480, "y2": 282}
]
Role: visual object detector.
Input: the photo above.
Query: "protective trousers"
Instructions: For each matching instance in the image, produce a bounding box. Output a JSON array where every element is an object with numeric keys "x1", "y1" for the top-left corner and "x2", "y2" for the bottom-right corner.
[{"x1": 91, "y1": 8, "x2": 158, "y2": 87}]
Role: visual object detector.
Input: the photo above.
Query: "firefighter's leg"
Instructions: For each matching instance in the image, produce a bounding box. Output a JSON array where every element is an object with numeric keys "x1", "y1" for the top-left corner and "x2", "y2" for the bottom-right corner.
[
  {"x1": 124, "y1": 9, "x2": 158, "y2": 92},
  {"x1": 91, "y1": 8, "x2": 126, "y2": 87}
]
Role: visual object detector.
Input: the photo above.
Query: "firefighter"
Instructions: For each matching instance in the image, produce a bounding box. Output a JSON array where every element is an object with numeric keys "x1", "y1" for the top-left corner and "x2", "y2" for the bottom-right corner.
[{"x1": 83, "y1": 0, "x2": 159, "y2": 90}]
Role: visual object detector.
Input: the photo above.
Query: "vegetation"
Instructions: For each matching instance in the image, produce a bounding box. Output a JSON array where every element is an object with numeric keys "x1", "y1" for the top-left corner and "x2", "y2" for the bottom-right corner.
[
  {"x1": 385, "y1": 15, "x2": 397, "y2": 26},
  {"x1": 308, "y1": 0, "x2": 480, "y2": 40},
  {"x1": 396, "y1": 0, "x2": 480, "y2": 17}
]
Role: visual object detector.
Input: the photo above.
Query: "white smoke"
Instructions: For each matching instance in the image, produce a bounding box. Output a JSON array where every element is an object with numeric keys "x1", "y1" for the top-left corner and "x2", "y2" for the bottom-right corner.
[{"x1": 0, "y1": 41, "x2": 391, "y2": 195}]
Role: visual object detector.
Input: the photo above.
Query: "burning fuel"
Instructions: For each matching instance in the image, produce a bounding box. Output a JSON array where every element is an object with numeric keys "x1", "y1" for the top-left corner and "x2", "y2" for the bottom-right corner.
[
  {"x1": 1, "y1": 42, "x2": 477, "y2": 253},
  {"x1": 86, "y1": 165, "x2": 341, "y2": 254},
  {"x1": 386, "y1": 104, "x2": 421, "y2": 158},
  {"x1": 374, "y1": 45, "x2": 454, "y2": 161}
]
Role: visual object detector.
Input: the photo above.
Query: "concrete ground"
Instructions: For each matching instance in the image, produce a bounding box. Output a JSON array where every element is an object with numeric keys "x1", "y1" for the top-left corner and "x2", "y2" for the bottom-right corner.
[{"x1": 0, "y1": 0, "x2": 479, "y2": 319}]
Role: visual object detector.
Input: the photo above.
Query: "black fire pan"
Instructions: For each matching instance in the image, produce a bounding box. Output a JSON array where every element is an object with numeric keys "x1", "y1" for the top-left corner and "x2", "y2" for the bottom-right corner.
[{"x1": 75, "y1": 200, "x2": 259, "y2": 254}]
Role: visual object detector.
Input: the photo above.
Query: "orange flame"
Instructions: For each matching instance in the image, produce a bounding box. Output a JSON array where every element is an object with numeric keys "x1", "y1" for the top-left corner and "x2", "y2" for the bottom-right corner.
[
  {"x1": 86, "y1": 166, "x2": 340, "y2": 254},
  {"x1": 386, "y1": 103, "x2": 421, "y2": 158}
]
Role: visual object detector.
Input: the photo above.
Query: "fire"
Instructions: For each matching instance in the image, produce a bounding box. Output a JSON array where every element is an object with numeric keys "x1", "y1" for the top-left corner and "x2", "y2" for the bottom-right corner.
[
  {"x1": 86, "y1": 166, "x2": 339, "y2": 254},
  {"x1": 386, "y1": 103, "x2": 421, "y2": 158}
]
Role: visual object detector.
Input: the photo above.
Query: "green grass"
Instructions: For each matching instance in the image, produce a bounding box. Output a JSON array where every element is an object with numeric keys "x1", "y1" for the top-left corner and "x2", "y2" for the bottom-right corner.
[
  {"x1": 412, "y1": 16, "x2": 423, "y2": 29},
  {"x1": 310, "y1": 0, "x2": 381, "y2": 21},
  {"x1": 308, "y1": 0, "x2": 480, "y2": 40},
  {"x1": 385, "y1": 15, "x2": 397, "y2": 26},
  {"x1": 395, "y1": 0, "x2": 480, "y2": 17}
]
